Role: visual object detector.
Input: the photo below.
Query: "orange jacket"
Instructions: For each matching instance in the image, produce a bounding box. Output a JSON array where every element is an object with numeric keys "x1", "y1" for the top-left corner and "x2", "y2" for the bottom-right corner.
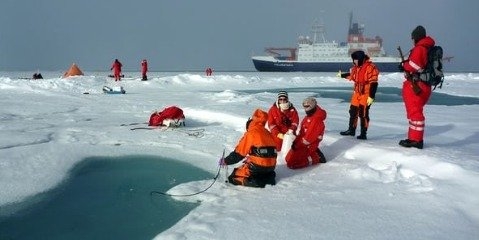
[
  {"x1": 346, "y1": 60, "x2": 379, "y2": 107},
  {"x1": 225, "y1": 109, "x2": 277, "y2": 169},
  {"x1": 346, "y1": 60, "x2": 379, "y2": 96}
]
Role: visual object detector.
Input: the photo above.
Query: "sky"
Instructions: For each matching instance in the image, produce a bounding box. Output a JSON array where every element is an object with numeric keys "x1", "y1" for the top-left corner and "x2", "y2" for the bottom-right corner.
[
  {"x1": 1, "y1": 71, "x2": 479, "y2": 239},
  {"x1": 1, "y1": 0, "x2": 478, "y2": 72}
]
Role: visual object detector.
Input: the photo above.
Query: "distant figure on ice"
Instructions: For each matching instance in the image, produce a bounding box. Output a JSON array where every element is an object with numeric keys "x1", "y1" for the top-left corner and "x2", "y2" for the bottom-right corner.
[
  {"x1": 221, "y1": 109, "x2": 277, "y2": 188},
  {"x1": 32, "y1": 72, "x2": 43, "y2": 79},
  {"x1": 141, "y1": 59, "x2": 148, "y2": 80},
  {"x1": 110, "y1": 59, "x2": 123, "y2": 81},
  {"x1": 205, "y1": 67, "x2": 213, "y2": 76},
  {"x1": 267, "y1": 90, "x2": 299, "y2": 152},
  {"x1": 285, "y1": 97, "x2": 327, "y2": 169}
]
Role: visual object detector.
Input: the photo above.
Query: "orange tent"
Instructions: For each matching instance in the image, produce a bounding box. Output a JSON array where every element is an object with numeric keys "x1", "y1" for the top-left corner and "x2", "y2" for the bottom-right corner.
[{"x1": 63, "y1": 63, "x2": 84, "y2": 78}]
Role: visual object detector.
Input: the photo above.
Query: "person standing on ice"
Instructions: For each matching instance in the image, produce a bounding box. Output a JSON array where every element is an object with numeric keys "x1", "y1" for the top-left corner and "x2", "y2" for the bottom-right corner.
[
  {"x1": 141, "y1": 59, "x2": 148, "y2": 80},
  {"x1": 110, "y1": 59, "x2": 123, "y2": 81},
  {"x1": 267, "y1": 90, "x2": 299, "y2": 151},
  {"x1": 221, "y1": 109, "x2": 277, "y2": 188},
  {"x1": 338, "y1": 50, "x2": 379, "y2": 140},
  {"x1": 205, "y1": 67, "x2": 213, "y2": 76},
  {"x1": 285, "y1": 97, "x2": 327, "y2": 169},
  {"x1": 397, "y1": 25, "x2": 436, "y2": 149}
]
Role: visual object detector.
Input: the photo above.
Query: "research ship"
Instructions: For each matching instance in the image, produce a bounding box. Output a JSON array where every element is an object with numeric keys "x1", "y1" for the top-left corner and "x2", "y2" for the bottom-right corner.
[{"x1": 252, "y1": 13, "x2": 401, "y2": 72}]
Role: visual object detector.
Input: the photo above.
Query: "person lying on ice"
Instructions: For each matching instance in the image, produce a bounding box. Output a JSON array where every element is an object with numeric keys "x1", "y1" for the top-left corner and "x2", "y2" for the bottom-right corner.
[{"x1": 222, "y1": 109, "x2": 277, "y2": 188}]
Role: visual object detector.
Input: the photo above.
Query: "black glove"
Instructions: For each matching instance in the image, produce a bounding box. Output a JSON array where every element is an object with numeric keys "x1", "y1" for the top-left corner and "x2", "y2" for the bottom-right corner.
[
  {"x1": 398, "y1": 64, "x2": 404, "y2": 72},
  {"x1": 340, "y1": 72, "x2": 351, "y2": 78},
  {"x1": 282, "y1": 117, "x2": 292, "y2": 127}
]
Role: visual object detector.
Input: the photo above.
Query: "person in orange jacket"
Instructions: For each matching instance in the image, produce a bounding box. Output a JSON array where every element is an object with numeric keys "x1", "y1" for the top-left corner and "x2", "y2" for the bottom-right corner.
[
  {"x1": 222, "y1": 109, "x2": 277, "y2": 188},
  {"x1": 285, "y1": 97, "x2": 327, "y2": 169},
  {"x1": 141, "y1": 59, "x2": 148, "y2": 80},
  {"x1": 111, "y1": 59, "x2": 123, "y2": 81},
  {"x1": 398, "y1": 25, "x2": 436, "y2": 149},
  {"x1": 267, "y1": 90, "x2": 299, "y2": 151},
  {"x1": 338, "y1": 50, "x2": 379, "y2": 140}
]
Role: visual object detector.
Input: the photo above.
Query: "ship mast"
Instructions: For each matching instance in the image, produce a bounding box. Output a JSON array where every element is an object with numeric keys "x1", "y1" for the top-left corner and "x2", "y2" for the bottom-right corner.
[
  {"x1": 349, "y1": 11, "x2": 352, "y2": 35},
  {"x1": 348, "y1": 12, "x2": 364, "y2": 42},
  {"x1": 311, "y1": 17, "x2": 327, "y2": 44}
]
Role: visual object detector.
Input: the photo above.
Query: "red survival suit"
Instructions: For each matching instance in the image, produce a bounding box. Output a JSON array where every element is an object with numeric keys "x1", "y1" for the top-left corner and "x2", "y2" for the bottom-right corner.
[
  {"x1": 111, "y1": 59, "x2": 123, "y2": 81},
  {"x1": 286, "y1": 103, "x2": 327, "y2": 169},
  {"x1": 267, "y1": 102, "x2": 299, "y2": 151},
  {"x1": 141, "y1": 59, "x2": 148, "y2": 80},
  {"x1": 402, "y1": 36, "x2": 435, "y2": 142}
]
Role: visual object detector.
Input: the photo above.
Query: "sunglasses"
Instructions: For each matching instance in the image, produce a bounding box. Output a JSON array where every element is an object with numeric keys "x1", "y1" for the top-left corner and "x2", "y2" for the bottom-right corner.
[
  {"x1": 303, "y1": 105, "x2": 310, "y2": 109},
  {"x1": 278, "y1": 98, "x2": 288, "y2": 101}
]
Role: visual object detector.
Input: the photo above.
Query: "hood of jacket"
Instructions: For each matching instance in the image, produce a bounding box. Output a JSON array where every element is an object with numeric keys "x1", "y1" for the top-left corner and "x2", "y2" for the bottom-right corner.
[
  {"x1": 248, "y1": 109, "x2": 268, "y2": 130},
  {"x1": 416, "y1": 36, "x2": 435, "y2": 49}
]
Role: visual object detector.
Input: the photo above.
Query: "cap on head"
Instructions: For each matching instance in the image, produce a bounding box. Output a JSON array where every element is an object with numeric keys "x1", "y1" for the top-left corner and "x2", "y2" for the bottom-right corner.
[
  {"x1": 351, "y1": 50, "x2": 366, "y2": 66},
  {"x1": 277, "y1": 91, "x2": 288, "y2": 99},
  {"x1": 302, "y1": 97, "x2": 317, "y2": 112},
  {"x1": 411, "y1": 25, "x2": 426, "y2": 42}
]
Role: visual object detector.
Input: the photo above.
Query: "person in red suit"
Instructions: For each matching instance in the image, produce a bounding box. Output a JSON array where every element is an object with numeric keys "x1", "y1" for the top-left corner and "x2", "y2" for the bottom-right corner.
[
  {"x1": 398, "y1": 25, "x2": 436, "y2": 149},
  {"x1": 267, "y1": 90, "x2": 299, "y2": 151},
  {"x1": 141, "y1": 59, "x2": 148, "y2": 80},
  {"x1": 205, "y1": 67, "x2": 213, "y2": 76},
  {"x1": 285, "y1": 97, "x2": 327, "y2": 169},
  {"x1": 111, "y1": 59, "x2": 123, "y2": 81}
]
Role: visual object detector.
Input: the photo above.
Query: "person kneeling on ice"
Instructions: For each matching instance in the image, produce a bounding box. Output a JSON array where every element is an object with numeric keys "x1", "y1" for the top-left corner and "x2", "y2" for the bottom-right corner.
[
  {"x1": 285, "y1": 97, "x2": 327, "y2": 169},
  {"x1": 149, "y1": 106, "x2": 185, "y2": 127},
  {"x1": 267, "y1": 90, "x2": 299, "y2": 152},
  {"x1": 222, "y1": 109, "x2": 277, "y2": 188}
]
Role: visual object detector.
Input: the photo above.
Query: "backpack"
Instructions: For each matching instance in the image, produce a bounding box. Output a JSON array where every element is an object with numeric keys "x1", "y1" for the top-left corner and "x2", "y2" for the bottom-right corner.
[
  {"x1": 419, "y1": 45, "x2": 444, "y2": 90},
  {"x1": 148, "y1": 106, "x2": 185, "y2": 127}
]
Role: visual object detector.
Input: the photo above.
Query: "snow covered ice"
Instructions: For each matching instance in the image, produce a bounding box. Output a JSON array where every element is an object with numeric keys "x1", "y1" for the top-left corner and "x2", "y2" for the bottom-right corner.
[{"x1": 1, "y1": 71, "x2": 479, "y2": 239}]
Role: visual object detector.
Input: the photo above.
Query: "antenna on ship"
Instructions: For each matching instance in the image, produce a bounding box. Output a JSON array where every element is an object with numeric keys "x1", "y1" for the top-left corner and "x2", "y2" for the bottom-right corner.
[
  {"x1": 312, "y1": 18, "x2": 326, "y2": 43},
  {"x1": 348, "y1": 11, "x2": 359, "y2": 36},
  {"x1": 349, "y1": 11, "x2": 353, "y2": 34}
]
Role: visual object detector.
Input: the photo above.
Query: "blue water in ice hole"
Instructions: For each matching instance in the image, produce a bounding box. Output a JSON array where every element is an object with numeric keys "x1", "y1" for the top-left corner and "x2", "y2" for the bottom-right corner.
[
  {"x1": 0, "y1": 155, "x2": 212, "y2": 240},
  {"x1": 243, "y1": 87, "x2": 479, "y2": 106}
]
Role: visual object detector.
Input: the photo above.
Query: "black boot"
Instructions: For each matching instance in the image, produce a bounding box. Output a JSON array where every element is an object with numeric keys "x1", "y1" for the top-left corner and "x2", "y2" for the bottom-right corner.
[
  {"x1": 341, "y1": 106, "x2": 358, "y2": 136},
  {"x1": 340, "y1": 128, "x2": 355, "y2": 136},
  {"x1": 399, "y1": 139, "x2": 423, "y2": 149},
  {"x1": 356, "y1": 128, "x2": 367, "y2": 140},
  {"x1": 317, "y1": 148, "x2": 327, "y2": 163}
]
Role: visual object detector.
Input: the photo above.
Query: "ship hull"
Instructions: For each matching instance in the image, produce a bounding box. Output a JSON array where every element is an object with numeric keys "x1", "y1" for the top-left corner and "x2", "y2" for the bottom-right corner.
[{"x1": 252, "y1": 58, "x2": 400, "y2": 72}]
